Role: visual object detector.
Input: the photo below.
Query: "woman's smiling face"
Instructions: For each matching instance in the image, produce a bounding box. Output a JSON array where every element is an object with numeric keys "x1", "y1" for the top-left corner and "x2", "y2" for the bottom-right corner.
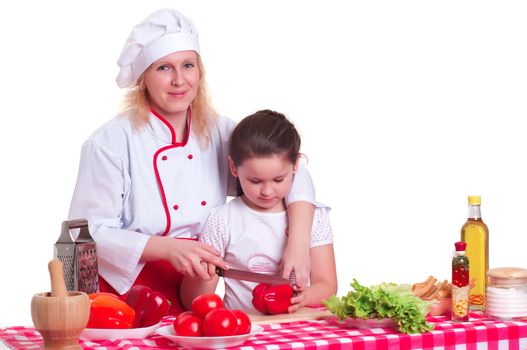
[{"x1": 143, "y1": 50, "x2": 200, "y2": 120}]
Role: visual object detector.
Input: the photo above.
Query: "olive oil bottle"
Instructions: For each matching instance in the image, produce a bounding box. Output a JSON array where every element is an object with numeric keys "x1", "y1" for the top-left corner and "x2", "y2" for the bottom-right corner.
[{"x1": 460, "y1": 195, "x2": 489, "y2": 309}]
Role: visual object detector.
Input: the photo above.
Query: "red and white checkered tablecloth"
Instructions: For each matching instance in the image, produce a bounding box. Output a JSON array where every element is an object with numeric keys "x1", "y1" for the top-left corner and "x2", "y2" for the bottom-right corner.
[{"x1": 2, "y1": 312, "x2": 527, "y2": 350}]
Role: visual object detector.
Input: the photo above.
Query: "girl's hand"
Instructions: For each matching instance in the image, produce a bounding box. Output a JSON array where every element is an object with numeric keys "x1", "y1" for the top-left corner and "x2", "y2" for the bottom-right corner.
[
  {"x1": 281, "y1": 236, "x2": 310, "y2": 289},
  {"x1": 166, "y1": 239, "x2": 227, "y2": 279},
  {"x1": 288, "y1": 288, "x2": 307, "y2": 313},
  {"x1": 201, "y1": 261, "x2": 219, "y2": 279}
]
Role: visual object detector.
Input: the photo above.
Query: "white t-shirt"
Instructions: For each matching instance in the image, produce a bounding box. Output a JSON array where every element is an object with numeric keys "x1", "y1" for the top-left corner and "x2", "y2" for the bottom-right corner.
[{"x1": 199, "y1": 196, "x2": 333, "y2": 311}]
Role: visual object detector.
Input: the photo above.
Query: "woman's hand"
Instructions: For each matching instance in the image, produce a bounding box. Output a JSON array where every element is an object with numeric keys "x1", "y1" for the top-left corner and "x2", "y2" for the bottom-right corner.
[
  {"x1": 167, "y1": 239, "x2": 227, "y2": 279},
  {"x1": 282, "y1": 200, "x2": 314, "y2": 289},
  {"x1": 281, "y1": 235, "x2": 310, "y2": 289},
  {"x1": 142, "y1": 236, "x2": 226, "y2": 279}
]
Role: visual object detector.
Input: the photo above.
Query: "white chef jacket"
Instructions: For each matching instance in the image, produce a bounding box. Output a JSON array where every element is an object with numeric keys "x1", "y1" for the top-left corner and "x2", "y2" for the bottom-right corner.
[
  {"x1": 199, "y1": 196, "x2": 333, "y2": 312},
  {"x1": 68, "y1": 110, "x2": 317, "y2": 294}
]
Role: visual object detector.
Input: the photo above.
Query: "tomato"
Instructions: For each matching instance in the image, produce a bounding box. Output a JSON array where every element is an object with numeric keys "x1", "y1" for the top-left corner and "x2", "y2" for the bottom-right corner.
[
  {"x1": 232, "y1": 309, "x2": 251, "y2": 335},
  {"x1": 191, "y1": 293, "x2": 224, "y2": 318},
  {"x1": 202, "y1": 308, "x2": 238, "y2": 337},
  {"x1": 173, "y1": 312, "x2": 203, "y2": 337},
  {"x1": 176, "y1": 311, "x2": 195, "y2": 319}
]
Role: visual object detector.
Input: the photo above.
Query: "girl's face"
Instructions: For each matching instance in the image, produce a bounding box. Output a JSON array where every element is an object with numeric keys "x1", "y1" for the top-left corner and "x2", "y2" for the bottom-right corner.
[
  {"x1": 143, "y1": 50, "x2": 200, "y2": 121},
  {"x1": 230, "y1": 154, "x2": 298, "y2": 213}
]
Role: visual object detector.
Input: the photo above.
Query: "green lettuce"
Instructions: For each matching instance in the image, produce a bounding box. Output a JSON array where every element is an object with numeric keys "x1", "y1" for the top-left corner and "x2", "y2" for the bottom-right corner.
[{"x1": 323, "y1": 279, "x2": 433, "y2": 334}]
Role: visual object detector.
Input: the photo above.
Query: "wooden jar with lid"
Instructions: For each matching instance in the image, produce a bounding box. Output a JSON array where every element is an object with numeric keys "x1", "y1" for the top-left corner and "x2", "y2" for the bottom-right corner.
[{"x1": 486, "y1": 267, "x2": 527, "y2": 320}]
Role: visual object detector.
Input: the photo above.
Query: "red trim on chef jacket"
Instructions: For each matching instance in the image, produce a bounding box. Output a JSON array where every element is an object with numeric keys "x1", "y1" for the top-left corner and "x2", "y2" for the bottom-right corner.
[
  {"x1": 151, "y1": 108, "x2": 192, "y2": 236},
  {"x1": 98, "y1": 112, "x2": 204, "y2": 316},
  {"x1": 150, "y1": 108, "x2": 190, "y2": 146}
]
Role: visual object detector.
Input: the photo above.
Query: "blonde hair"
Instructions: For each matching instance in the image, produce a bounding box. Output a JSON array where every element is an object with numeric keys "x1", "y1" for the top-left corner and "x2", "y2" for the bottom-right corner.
[{"x1": 120, "y1": 55, "x2": 218, "y2": 144}]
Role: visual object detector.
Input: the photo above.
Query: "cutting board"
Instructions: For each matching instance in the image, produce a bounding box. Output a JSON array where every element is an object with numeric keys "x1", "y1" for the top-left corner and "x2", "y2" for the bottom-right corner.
[{"x1": 248, "y1": 307, "x2": 332, "y2": 325}]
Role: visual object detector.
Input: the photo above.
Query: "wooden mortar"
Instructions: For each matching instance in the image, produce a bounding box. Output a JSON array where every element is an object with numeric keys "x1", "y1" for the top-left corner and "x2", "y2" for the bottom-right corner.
[{"x1": 31, "y1": 259, "x2": 90, "y2": 350}]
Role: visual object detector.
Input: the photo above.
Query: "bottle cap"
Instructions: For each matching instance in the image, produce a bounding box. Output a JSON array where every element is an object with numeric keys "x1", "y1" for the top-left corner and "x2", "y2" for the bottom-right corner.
[
  {"x1": 455, "y1": 241, "x2": 467, "y2": 251},
  {"x1": 468, "y1": 195, "x2": 481, "y2": 205}
]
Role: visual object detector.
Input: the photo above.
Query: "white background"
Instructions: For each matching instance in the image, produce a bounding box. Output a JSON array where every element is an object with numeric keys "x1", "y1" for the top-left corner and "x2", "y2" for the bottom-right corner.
[{"x1": 0, "y1": 1, "x2": 526, "y2": 327}]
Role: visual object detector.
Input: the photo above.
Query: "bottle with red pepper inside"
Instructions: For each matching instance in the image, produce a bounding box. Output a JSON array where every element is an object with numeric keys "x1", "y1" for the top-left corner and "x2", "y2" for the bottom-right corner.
[{"x1": 452, "y1": 241, "x2": 470, "y2": 321}]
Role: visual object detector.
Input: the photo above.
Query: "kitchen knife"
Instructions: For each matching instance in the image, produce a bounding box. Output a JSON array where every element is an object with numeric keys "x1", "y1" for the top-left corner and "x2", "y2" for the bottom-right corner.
[{"x1": 216, "y1": 267, "x2": 291, "y2": 285}]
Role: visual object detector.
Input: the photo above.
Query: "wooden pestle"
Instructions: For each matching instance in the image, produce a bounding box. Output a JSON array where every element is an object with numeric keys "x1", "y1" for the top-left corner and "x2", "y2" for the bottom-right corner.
[
  {"x1": 31, "y1": 259, "x2": 90, "y2": 350},
  {"x1": 48, "y1": 259, "x2": 68, "y2": 297}
]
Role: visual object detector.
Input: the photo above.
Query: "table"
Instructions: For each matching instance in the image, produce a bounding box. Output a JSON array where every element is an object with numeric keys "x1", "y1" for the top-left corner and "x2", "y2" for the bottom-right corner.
[{"x1": 1, "y1": 312, "x2": 526, "y2": 349}]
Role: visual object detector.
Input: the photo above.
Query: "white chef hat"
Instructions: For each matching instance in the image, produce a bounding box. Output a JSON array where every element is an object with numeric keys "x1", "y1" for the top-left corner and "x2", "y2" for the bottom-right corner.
[{"x1": 116, "y1": 8, "x2": 200, "y2": 88}]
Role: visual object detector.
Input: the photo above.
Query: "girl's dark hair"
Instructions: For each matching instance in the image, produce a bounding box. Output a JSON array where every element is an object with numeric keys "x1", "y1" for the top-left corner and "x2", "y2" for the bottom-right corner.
[{"x1": 229, "y1": 109, "x2": 301, "y2": 167}]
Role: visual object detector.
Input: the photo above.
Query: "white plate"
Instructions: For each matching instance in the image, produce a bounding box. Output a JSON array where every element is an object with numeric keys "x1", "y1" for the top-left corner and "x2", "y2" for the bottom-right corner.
[
  {"x1": 486, "y1": 307, "x2": 527, "y2": 314},
  {"x1": 487, "y1": 287, "x2": 527, "y2": 295},
  {"x1": 326, "y1": 316, "x2": 395, "y2": 329},
  {"x1": 155, "y1": 323, "x2": 263, "y2": 349},
  {"x1": 486, "y1": 300, "x2": 527, "y2": 308},
  {"x1": 486, "y1": 294, "x2": 527, "y2": 300},
  {"x1": 486, "y1": 310, "x2": 527, "y2": 318},
  {"x1": 487, "y1": 303, "x2": 527, "y2": 310},
  {"x1": 81, "y1": 322, "x2": 160, "y2": 340}
]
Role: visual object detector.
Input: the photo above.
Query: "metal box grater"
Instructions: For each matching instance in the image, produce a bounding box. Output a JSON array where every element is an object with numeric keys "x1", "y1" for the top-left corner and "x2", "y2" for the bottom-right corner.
[{"x1": 54, "y1": 219, "x2": 99, "y2": 293}]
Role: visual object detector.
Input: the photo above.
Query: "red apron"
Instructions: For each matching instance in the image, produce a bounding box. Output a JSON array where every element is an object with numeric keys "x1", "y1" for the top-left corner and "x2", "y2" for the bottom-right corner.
[{"x1": 99, "y1": 260, "x2": 185, "y2": 316}]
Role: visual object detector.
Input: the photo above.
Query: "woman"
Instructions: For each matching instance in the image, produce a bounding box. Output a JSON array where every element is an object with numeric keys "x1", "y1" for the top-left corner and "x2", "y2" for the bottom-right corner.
[{"x1": 69, "y1": 8, "x2": 317, "y2": 314}]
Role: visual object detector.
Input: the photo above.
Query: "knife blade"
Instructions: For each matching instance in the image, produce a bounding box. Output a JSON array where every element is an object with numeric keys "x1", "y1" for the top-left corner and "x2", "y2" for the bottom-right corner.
[{"x1": 216, "y1": 267, "x2": 291, "y2": 286}]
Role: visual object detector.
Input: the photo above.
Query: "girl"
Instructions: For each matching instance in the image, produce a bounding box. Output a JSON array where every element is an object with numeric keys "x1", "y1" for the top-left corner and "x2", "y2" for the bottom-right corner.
[
  {"x1": 68, "y1": 9, "x2": 318, "y2": 315},
  {"x1": 181, "y1": 110, "x2": 337, "y2": 312}
]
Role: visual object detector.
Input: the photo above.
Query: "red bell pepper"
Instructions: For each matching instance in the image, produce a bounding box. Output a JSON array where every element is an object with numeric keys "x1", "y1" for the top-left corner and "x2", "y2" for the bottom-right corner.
[
  {"x1": 252, "y1": 283, "x2": 294, "y2": 315},
  {"x1": 125, "y1": 284, "x2": 171, "y2": 327},
  {"x1": 87, "y1": 294, "x2": 135, "y2": 329},
  {"x1": 88, "y1": 292, "x2": 121, "y2": 301}
]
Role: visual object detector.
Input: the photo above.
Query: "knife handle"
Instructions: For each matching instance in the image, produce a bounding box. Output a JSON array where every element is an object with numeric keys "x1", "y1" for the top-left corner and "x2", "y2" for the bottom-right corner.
[{"x1": 215, "y1": 267, "x2": 225, "y2": 277}]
